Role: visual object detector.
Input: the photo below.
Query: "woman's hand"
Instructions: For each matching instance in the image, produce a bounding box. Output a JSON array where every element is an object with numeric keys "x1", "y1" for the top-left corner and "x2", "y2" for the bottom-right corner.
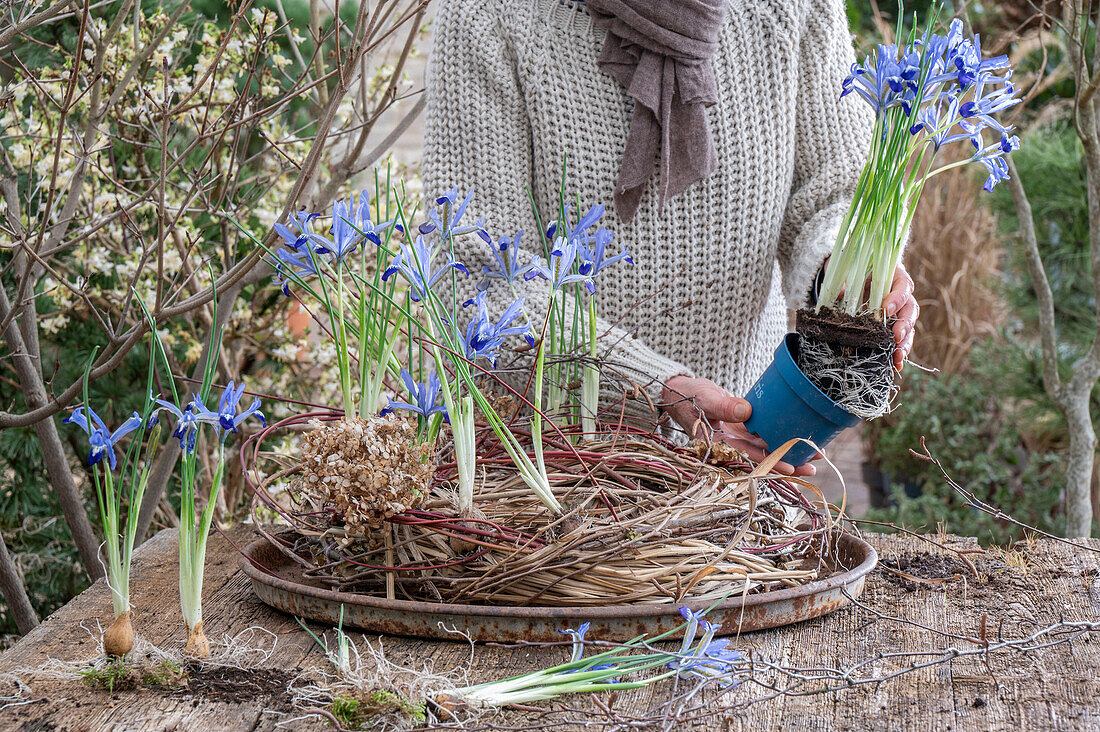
[
  {"x1": 661, "y1": 375, "x2": 816, "y2": 477},
  {"x1": 883, "y1": 264, "x2": 919, "y2": 370}
]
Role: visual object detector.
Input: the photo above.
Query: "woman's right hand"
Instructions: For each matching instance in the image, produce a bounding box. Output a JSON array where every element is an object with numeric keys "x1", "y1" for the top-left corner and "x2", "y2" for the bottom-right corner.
[{"x1": 661, "y1": 375, "x2": 816, "y2": 477}]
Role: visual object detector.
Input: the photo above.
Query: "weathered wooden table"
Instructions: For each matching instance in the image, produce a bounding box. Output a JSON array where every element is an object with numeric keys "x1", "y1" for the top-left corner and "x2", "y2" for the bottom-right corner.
[{"x1": 0, "y1": 526, "x2": 1098, "y2": 731}]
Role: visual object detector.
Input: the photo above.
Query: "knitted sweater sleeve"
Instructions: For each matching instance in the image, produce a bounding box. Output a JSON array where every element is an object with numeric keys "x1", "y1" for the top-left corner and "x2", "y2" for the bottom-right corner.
[
  {"x1": 421, "y1": 0, "x2": 695, "y2": 422},
  {"x1": 776, "y1": 0, "x2": 874, "y2": 308}
]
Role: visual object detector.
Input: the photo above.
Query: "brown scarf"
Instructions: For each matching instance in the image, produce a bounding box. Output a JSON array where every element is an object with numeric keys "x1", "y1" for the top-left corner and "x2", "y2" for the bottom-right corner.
[{"x1": 586, "y1": 0, "x2": 728, "y2": 223}]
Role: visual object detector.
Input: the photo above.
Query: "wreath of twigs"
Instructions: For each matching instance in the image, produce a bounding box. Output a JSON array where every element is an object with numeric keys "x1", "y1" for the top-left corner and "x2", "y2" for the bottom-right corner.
[{"x1": 242, "y1": 410, "x2": 844, "y2": 608}]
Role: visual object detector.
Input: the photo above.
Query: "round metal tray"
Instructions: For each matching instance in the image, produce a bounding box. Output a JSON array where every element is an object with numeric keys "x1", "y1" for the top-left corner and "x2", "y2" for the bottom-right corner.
[{"x1": 241, "y1": 532, "x2": 877, "y2": 642}]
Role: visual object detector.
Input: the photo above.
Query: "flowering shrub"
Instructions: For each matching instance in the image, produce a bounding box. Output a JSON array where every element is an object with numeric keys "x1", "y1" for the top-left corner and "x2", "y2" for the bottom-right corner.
[{"x1": 0, "y1": 0, "x2": 429, "y2": 630}]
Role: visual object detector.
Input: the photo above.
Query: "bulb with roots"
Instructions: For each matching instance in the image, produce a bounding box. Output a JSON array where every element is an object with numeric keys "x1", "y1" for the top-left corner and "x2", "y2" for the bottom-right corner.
[
  {"x1": 102, "y1": 611, "x2": 134, "y2": 657},
  {"x1": 186, "y1": 620, "x2": 210, "y2": 658}
]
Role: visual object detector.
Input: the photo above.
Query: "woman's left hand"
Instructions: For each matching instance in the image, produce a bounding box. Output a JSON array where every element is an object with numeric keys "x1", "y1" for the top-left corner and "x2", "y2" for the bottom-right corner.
[{"x1": 882, "y1": 264, "x2": 919, "y2": 371}]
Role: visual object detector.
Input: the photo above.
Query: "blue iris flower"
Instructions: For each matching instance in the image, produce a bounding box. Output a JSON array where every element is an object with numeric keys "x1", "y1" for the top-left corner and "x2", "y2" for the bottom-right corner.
[
  {"x1": 381, "y1": 369, "x2": 449, "y2": 423},
  {"x1": 841, "y1": 20, "x2": 1014, "y2": 125},
  {"x1": 272, "y1": 241, "x2": 325, "y2": 296},
  {"x1": 998, "y1": 132, "x2": 1021, "y2": 155},
  {"x1": 566, "y1": 203, "x2": 605, "y2": 243},
  {"x1": 271, "y1": 193, "x2": 394, "y2": 294},
  {"x1": 64, "y1": 406, "x2": 143, "y2": 470},
  {"x1": 909, "y1": 94, "x2": 985, "y2": 151},
  {"x1": 351, "y1": 189, "x2": 395, "y2": 247},
  {"x1": 273, "y1": 211, "x2": 321, "y2": 251},
  {"x1": 460, "y1": 291, "x2": 534, "y2": 366},
  {"x1": 272, "y1": 212, "x2": 325, "y2": 295},
  {"x1": 950, "y1": 30, "x2": 1009, "y2": 89},
  {"x1": 477, "y1": 229, "x2": 536, "y2": 290},
  {"x1": 841, "y1": 43, "x2": 921, "y2": 116},
  {"x1": 311, "y1": 197, "x2": 360, "y2": 264},
  {"x1": 150, "y1": 396, "x2": 215, "y2": 454},
  {"x1": 212, "y1": 381, "x2": 265, "y2": 433},
  {"x1": 967, "y1": 128, "x2": 1019, "y2": 192},
  {"x1": 675, "y1": 606, "x2": 708, "y2": 656},
  {"x1": 309, "y1": 192, "x2": 395, "y2": 265},
  {"x1": 382, "y1": 234, "x2": 470, "y2": 302},
  {"x1": 428, "y1": 189, "x2": 482, "y2": 238},
  {"x1": 525, "y1": 236, "x2": 595, "y2": 294},
  {"x1": 976, "y1": 151, "x2": 1011, "y2": 192},
  {"x1": 542, "y1": 203, "x2": 604, "y2": 245},
  {"x1": 840, "y1": 19, "x2": 1020, "y2": 192},
  {"x1": 151, "y1": 383, "x2": 264, "y2": 454},
  {"x1": 558, "y1": 622, "x2": 615, "y2": 675},
  {"x1": 559, "y1": 621, "x2": 592, "y2": 664},
  {"x1": 958, "y1": 73, "x2": 1020, "y2": 133},
  {"x1": 665, "y1": 612, "x2": 744, "y2": 687},
  {"x1": 578, "y1": 227, "x2": 633, "y2": 281}
]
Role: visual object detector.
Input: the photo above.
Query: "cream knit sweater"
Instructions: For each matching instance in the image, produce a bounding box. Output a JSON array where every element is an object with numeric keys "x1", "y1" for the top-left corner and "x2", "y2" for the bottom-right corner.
[{"x1": 421, "y1": 0, "x2": 872, "y2": 417}]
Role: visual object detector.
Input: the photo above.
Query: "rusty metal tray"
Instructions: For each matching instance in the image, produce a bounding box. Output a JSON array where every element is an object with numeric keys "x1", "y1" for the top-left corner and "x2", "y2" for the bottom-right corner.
[{"x1": 240, "y1": 532, "x2": 877, "y2": 642}]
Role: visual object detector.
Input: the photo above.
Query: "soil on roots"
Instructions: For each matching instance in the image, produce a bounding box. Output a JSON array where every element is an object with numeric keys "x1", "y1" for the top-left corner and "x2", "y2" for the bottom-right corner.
[
  {"x1": 795, "y1": 308, "x2": 897, "y2": 419},
  {"x1": 796, "y1": 307, "x2": 894, "y2": 352},
  {"x1": 78, "y1": 659, "x2": 298, "y2": 711}
]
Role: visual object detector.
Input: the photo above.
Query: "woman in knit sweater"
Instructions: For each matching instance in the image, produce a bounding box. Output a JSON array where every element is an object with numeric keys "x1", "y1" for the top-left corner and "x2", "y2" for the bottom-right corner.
[{"x1": 420, "y1": 0, "x2": 920, "y2": 475}]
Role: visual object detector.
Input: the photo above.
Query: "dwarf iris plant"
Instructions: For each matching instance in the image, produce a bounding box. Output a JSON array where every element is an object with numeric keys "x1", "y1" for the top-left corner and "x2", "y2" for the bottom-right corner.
[
  {"x1": 817, "y1": 14, "x2": 1020, "y2": 317},
  {"x1": 251, "y1": 173, "x2": 401, "y2": 419},
  {"x1": 383, "y1": 191, "x2": 564, "y2": 515},
  {"x1": 144, "y1": 291, "x2": 264, "y2": 658},
  {"x1": 64, "y1": 341, "x2": 162, "y2": 657},
  {"x1": 445, "y1": 606, "x2": 743, "y2": 707},
  {"x1": 381, "y1": 369, "x2": 449, "y2": 441},
  {"x1": 519, "y1": 197, "x2": 630, "y2": 440}
]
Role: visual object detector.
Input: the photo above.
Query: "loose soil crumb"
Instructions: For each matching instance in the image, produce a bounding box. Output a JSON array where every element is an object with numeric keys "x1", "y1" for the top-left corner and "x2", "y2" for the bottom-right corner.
[
  {"x1": 178, "y1": 665, "x2": 299, "y2": 710},
  {"x1": 877, "y1": 551, "x2": 1022, "y2": 593},
  {"x1": 79, "y1": 659, "x2": 299, "y2": 712}
]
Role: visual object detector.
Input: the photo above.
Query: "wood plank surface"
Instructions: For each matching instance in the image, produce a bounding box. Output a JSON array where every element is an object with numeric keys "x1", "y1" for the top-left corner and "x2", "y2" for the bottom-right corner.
[{"x1": 0, "y1": 526, "x2": 1097, "y2": 731}]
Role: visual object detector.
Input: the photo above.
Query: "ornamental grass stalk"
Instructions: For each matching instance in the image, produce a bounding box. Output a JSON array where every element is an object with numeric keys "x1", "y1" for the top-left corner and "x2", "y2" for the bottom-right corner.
[{"x1": 817, "y1": 14, "x2": 1020, "y2": 319}]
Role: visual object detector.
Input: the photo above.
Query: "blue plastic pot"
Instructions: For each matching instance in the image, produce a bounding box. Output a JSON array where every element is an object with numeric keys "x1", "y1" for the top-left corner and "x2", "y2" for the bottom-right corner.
[{"x1": 742, "y1": 333, "x2": 862, "y2": 467}]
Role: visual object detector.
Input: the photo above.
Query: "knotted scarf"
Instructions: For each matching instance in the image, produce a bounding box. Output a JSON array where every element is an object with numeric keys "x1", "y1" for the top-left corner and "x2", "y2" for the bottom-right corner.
[{"x1": 585, "y1": 0, "x2": 728, "y2": 222}]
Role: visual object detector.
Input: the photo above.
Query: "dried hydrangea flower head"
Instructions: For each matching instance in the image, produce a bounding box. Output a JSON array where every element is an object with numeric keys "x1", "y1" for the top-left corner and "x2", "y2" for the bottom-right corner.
[{"x1": 299, "y1": 416, "x2": 435, "y2": 532}]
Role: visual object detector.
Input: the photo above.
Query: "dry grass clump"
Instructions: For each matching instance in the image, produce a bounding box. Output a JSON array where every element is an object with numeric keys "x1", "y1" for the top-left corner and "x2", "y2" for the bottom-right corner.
[
  {"x1": 274, "y1": 436, "x2": 833, "y2": 607},
  {"x1": 299, "y1": 417, "x2": 435, "y2": 531}
]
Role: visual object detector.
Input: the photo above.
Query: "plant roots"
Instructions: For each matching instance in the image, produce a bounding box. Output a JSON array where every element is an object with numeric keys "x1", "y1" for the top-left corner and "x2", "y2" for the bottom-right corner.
[{"x1": 796, "y1": 308, "x2": 897, "y2": 420}]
